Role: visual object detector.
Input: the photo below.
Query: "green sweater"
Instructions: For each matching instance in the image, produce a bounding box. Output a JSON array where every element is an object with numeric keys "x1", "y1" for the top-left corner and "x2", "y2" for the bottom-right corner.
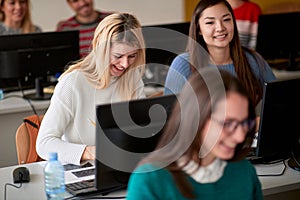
[{"x1": 127, "y1": 159, "x2": 263, "y2": 200}]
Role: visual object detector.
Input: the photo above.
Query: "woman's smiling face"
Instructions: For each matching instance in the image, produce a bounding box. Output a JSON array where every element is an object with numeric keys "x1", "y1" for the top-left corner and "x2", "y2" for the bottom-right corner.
[
  {"x1": 200, "y1": 91, "x2": 250, "y2": 165},
  {"x1": 1, "y1": 0, "x2": 28, "y2": 25},
  {"x1": 109, "y1": 43, "x2": 138, "y2": 77},
  {"x1": 198, "y1": 2, "x2": 234, "y2": 49}
]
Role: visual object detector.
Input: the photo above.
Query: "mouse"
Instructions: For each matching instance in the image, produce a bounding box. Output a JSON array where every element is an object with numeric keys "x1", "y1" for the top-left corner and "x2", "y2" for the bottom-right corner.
[{"x1": 13, "y1": 167, "x2": 30, "y2": 183}]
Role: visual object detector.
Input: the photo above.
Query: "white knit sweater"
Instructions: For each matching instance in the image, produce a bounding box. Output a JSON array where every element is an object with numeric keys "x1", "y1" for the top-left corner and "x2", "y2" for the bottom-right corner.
[{"x1": 36, "y1": 70, "x2": 145, "y2": 165}]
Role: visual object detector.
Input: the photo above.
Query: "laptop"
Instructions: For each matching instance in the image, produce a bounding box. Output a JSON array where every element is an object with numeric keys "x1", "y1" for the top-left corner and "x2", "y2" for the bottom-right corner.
[{"x1": 65, "y1": 94, "x2": 177, "y2": 196}]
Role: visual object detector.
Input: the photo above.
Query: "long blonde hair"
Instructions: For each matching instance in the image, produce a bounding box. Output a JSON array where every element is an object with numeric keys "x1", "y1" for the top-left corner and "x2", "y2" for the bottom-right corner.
[
  {"x1": 0, "y1": 0, "x2": 36, "y2": 33},
  {"x1": 61, "y1": 13, "x2": 145, "y2": 100}
]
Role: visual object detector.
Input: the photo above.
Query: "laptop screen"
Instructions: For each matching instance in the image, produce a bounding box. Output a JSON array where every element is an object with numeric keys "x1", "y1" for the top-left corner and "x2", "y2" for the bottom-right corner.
[
  {"x1": 256, "y1": 77, "x2": 300, "y2": 161},
  {"x1": 95, "y1": 94, "x2": 177, "y2": 192}
]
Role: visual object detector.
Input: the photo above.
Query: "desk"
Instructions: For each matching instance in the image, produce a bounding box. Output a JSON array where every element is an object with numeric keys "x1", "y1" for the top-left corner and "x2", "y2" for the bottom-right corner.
[
  {"x1": 272, "y1": 68, "x2": 300, "y2": 80},
  {"x1": 255, "y1": 161, "x2": 300, "y2": 199},
  {"x1": 0, "y1": 161, "x2": 300, "y2": 200},
  {"x1": 0, "y1": 162, "x2": 126, "y2": 200},
  {"x1": 0, "y1": 91, "x2": 50, "y2": 168}
]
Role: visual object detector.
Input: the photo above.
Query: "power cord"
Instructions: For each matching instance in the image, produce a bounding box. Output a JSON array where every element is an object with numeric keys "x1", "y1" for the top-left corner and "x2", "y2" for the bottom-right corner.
[
  {"x1": 2, "y1": 94, "x2": 38, "y2": 116},
  {"x1": 257, "y1": 160, "x2": 287, "y2": 177},
  {"x1": 18, "y1": 79, "x2": 37, "y2": 115},
  {"x1": 4, "y1": 173, "x2": 23, "y2": 200},
  {"x1": 2, "y1": 80, "x2": 38, "y2": 115}
]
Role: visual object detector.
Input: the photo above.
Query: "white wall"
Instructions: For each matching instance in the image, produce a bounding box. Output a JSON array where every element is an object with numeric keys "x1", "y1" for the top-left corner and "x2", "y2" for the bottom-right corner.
[{"x1": 31, "y1": 0, "x2": 184, "y2": 32}]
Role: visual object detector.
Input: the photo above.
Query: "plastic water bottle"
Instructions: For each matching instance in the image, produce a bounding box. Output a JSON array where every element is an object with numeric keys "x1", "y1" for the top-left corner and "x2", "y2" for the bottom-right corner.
[
  {"x1": 44, "y1": 152, "x2": 65, "y2": 200},
  {"x1": 0, "y1": 89, "x2": 4, "y2": 100}
]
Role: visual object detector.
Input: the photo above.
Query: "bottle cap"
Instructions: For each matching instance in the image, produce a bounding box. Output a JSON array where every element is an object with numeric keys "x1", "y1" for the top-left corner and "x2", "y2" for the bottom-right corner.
[{"x1": 48, "y1": 152, "x2": 58, "y2": 161}]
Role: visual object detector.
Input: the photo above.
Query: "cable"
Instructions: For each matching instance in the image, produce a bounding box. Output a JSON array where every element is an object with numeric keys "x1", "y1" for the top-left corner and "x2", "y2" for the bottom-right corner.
[
  {"x1": 257, "y1": 160, "x2": 287, "y2": 177},
  {"x1": 4, "y1": 173, "x2": 23, "y2": 200},
  {"x1": 2, "y1": 94, "x2": 38, "y2": 115},
  {"x1": 18, "y1": 79, "x2": 38, "y2": 115},
  {"x1": 259, "y1": 158, "x2": 285, "y2": 165},
  {"x1": 17, "y1": 79, "x2": 25, "y2": 98},
  {"x1": 25, "y1": 98, "x2": 38, "y2": 115}
]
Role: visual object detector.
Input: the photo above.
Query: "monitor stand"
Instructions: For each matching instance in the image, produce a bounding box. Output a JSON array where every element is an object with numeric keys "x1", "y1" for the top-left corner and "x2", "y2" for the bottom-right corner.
[{"x1": 23, "y1": 77, "x2": 52, "y2": 100}]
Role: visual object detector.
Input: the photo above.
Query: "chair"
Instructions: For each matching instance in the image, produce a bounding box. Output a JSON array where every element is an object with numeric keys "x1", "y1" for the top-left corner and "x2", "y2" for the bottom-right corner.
[{"x1": 15, "y1": 114, "x2": 44, "y2": 165}]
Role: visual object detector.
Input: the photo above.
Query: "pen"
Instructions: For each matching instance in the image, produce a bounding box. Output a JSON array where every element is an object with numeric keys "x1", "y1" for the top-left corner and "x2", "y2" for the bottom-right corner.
[{"x1": 89, "y1": 118, "x2": 96, "y2": 127}]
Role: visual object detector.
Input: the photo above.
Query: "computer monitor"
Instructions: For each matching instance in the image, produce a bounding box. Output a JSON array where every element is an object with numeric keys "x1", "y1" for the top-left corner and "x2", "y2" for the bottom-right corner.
[
  {"x1": 256, "y1": 12, "x2": 300, "y2": 71},
  {"x1": 256, "y1": 78, "x2": 300, "y2": 171},
  {"x1": 142, "y1": 22, "x2": 190, "y2": 86},
  {"x1": 0, "y1": 30, "x2": 80, "y2": 99},
  {"x1": 95, "y1": 94, "x2": 177, "y2": 193}
]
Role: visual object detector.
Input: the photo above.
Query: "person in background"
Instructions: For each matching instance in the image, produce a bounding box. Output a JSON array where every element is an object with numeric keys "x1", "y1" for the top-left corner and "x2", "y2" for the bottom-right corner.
[
  {"x1": 0, "y1": 0, "x2": 41, "y2": 35},
  {"x1": 164, "y1": 0, "x2": 275, "y2": 108},
  {"x1": 227, "y1": 0, "x2": 262, "y2": 49},
  {"x1": 127, "y1": 69, "x2": 262, "y2": 200},
  {"x1": 57, "y1": 0, "x2": 113, "y2": 58},
  {"x1": 36, "y1": 13, "x2": 146, "y2": 165}
]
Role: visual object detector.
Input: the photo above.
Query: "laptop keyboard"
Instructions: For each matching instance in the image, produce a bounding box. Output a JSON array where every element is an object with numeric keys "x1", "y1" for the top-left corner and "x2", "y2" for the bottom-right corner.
[
  {"x1": 72, "y1": 168, "x2": 95, "y2": 177},
  {"x1": 65, "y1": 179, "x2": 98, "y2": 196},
  {"x1": 65, "y1": 167, "x2": 128, "y2": 196}
]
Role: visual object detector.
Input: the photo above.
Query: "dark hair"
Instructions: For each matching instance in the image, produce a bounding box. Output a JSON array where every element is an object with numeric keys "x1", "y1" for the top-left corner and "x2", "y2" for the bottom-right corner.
[
  {"x1": 187, "y1": 0, "x2": 263, "y2": 105},
  {"x1": 139, "y1": 69, "x2": 256, "y2": 198}
]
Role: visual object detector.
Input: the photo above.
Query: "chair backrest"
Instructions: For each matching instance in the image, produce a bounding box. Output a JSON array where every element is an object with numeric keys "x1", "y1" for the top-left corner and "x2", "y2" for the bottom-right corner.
[{"x1": 15, "y1": 114, "x2": 44, "y2": 165}]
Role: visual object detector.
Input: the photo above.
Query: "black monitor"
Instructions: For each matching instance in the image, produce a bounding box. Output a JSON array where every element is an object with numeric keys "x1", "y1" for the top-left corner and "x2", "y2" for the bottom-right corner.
[
  {"x1": 0, "y1": 30, "x2": 80, "y2": 99},
  {"x1": 256, "y1": 12, "x2": 300, "y2": 71},
  {"x1": 255, "y1": 78, "x2": 300, "y2": 171},
  {"x1": 142, "y1": 22, "x2": 190, "y2": 86},
  {"x1": 95, "y1": 94, "x2": 177, "y2": 193}
]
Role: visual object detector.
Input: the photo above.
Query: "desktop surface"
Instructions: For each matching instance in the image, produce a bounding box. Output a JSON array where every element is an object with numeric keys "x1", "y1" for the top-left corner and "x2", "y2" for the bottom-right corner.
[
  {"x1": 1, "y1": 161, "x2": 300, "y2": 200},
  {"x1": 0, "y1": 162, "x2": 127, "y2": 200},
  {"x1": 268, "y1": 59, "x2": 300, "y2": 71}
]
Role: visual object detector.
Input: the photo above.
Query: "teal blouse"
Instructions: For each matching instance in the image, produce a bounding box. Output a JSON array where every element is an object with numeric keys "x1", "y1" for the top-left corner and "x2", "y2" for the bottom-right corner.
[{"x1": 127, "y1": 159, "x2": 263, "y2": 200}]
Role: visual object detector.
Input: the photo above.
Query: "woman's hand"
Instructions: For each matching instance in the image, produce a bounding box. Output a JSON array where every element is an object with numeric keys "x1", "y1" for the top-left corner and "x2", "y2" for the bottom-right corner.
[{"x1": 81, "y1": 146, "x2": 95, "y2": 161}]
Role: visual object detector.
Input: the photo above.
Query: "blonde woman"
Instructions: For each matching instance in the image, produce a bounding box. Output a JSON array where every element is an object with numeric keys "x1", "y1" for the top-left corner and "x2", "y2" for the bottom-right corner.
[
  {"x1": 0, "y1": 0, "x2": 41, "y2": 34},
  {"x1": 36, "y1": 13, "x2": 146, "y2": 165}
]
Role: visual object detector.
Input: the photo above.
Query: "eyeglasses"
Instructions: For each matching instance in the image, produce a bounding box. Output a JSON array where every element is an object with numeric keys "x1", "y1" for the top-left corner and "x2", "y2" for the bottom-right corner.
[{"x1": 212, "y1": 117, "x2": 256, "y2": 134}]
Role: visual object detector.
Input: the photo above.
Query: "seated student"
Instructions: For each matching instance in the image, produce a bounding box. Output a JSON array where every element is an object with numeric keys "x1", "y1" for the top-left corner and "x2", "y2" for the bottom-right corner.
[
  {"x1": 0, "y1": 0, "x2": 41, "y2": 35},
  {"x1": 36, "y1": 13, "x2": 146, "y2": 165},
  {"x1": 56, "y1": 0, "x2": 113, "y2": 58},
  {"x1": 227, "y1": 0, "x2": 262, "y2": 49},
  {"x1": 127, "y1": 69, "x2": 262, "y2": 200},
  {"x1": 164, "y1": 0, "x2": 275, "y2": 107}
]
